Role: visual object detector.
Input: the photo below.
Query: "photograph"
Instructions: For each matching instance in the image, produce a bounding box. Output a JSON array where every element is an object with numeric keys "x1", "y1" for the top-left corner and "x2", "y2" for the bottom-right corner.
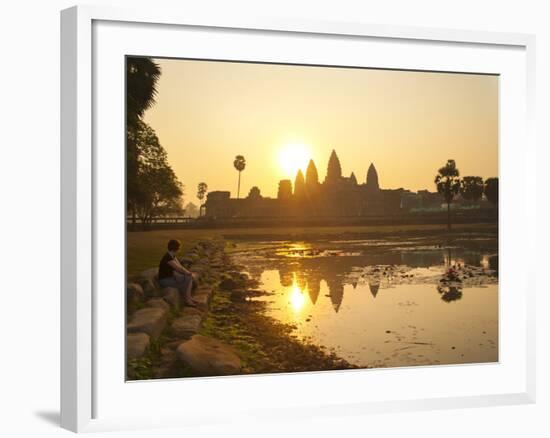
[{"x1": 125, "y1": 56, "x2": 499, "y2": 380}]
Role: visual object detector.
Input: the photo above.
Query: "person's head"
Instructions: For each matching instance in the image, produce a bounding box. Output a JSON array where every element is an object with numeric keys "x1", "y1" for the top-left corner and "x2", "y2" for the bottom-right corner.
[{"x1": 167, "y1": 239, "x2": 181, "y2": 253}]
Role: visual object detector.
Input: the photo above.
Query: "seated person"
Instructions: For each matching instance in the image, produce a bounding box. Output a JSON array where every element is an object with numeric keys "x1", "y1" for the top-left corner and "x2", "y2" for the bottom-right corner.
[{"x1": 158, "y1": 239, "x2": 198, "y2": 307}]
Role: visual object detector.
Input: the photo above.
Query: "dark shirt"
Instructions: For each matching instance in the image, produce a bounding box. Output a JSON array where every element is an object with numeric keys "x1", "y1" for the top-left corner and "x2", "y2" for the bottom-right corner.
[{"x1": 158, "y1": 252, "x2": 176, "y2": 280}]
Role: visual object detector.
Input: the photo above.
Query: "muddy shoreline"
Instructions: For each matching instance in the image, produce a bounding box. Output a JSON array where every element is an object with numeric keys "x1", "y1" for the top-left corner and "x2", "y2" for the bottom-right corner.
[{"x1": 200, "y1": 275, "x2": 357, "y2": 375}]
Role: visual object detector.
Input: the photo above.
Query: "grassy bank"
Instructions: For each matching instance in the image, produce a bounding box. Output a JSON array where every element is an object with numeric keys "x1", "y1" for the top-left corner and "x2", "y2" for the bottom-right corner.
[{"x1": 127, "y1": 223, "x2": 497, "y2": 277}]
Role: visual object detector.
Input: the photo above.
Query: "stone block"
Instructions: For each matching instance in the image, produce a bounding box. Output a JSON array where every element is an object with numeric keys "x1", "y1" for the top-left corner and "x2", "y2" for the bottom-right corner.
[
  {"x1": 162, "y1": 287, "x2": 180, "y2": 310},
  {"x1": 146, "y1": 298, "x2": 170, "y2": 312},
  {"x1": 127, "y1": 307, "x2": 167, "y2": 339},
  {"x1": 127, "y1": 282, "x2": 144, "y2": 303},
  {"x1": 194, "y1": 287, "x2": 213, "y2": 298},
  {"x1": 192, "y1": 293, "x2": 210, "y2": 312},
  {"x1": 127, "y1": 332, "x2": 150, "y2": 359},
  {"x1": 181, "y1": 306, "x2": 205, "y2": 318},
  {"x1": 172, "y1": 314, "x2": 202, "y2": 339},
  {"x1": 140, "y1": 267, "x2": 161, "y2": 297},
  {"x1": 176, "y1": 335, "x2": 242, "y2": 376}
]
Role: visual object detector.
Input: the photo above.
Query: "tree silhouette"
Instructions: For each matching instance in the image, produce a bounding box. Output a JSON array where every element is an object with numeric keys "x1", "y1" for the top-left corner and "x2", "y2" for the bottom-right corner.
[
  {"x1": 126, "y1": 58, "x2": 161, "y2": 127},
  {"x1": 484, "y1": 177, "x2": 498, "y2": 206},
  {"x1": 127, "y1": 120, "x2": 183, "y2": 227},
  {"x1": 129, "y1": 121, "x2": 183, "y2": 228},
  {"x1": 197, "y1": 182, "x2": 208, "y2": 217},
  {"x1": 460, "y1": 176, "x2": 484, "y2": 203},
  {"x1": 247, "y1": 186, "x2": 262, "y2": 199},
  {"x1": 435, "y1": 159, "x2": 461, "y2": 231},
  {"x1": 233, "y1": 155, "x2": 246, "y2": 199},
  {"x1": 126, "y1": 57, "x2": 162, "y2": 227}
]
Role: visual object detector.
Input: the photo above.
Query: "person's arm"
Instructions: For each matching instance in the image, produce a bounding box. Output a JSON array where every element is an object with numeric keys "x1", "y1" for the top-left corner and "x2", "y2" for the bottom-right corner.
[{"x1": 168, "y1": 259, "x2": 192, "y2": 275}]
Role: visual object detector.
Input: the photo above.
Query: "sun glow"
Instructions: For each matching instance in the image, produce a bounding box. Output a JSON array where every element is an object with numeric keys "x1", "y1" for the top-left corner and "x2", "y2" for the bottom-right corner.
[
  {"x1": 278, "y1": 143, "x2": 311, "y2": 178},
  {"x1": 289, "y1": 284, "x2": 306, "y2": 313}
]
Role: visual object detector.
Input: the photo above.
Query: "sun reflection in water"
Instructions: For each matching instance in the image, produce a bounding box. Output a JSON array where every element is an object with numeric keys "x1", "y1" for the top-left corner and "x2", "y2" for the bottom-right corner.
[{"x1": 288, "y1": 276, "x2": 307, "y2": 313}]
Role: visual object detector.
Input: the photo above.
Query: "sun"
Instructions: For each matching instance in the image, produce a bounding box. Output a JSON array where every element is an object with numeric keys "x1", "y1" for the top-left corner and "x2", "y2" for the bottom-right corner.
[{"x1": 278, "y1": 143, "x2": 311, "y2": 178}]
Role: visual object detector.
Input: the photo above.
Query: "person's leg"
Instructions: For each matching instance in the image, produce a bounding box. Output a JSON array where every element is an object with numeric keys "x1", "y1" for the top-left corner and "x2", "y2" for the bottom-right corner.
[
  {"x1": 158, "y1": 277, "x2": 178, "y2": 289},
  {"x1": 174, "y1": 273, "x2": 194, "y2": 305},
  {"x1": 160, "y1": 276, "x2": 190, "y2": 303}
]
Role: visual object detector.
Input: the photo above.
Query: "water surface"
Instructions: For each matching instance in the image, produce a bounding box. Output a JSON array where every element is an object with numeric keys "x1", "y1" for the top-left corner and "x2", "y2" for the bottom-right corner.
[{"x1": 233, "y1": 234, "x2": 498, "y2": 368}]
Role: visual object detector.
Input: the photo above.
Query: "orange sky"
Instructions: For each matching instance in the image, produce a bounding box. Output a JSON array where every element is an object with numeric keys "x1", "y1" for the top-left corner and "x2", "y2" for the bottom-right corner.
[{"x1": 142, "y1": 58, "x2": 498, "y2": 204}]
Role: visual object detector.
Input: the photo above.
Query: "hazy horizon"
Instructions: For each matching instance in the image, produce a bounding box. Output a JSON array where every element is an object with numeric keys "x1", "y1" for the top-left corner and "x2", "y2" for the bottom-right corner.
[{"x1": 142, "y1": 58, "x2": 498, "y2": 204}]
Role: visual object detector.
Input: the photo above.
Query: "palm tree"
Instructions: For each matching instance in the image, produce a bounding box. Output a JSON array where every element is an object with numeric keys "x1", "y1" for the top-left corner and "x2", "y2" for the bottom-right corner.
[
  {"x1": 126, "y1": 57, "x2": 161, "y2": 126},
  {"x1": 196, "y1": 182, "x2": 208, "y2": 217},
  {"x1": 435, "y1": 159, "x2": 461, "y2": 231},
  {"x1": 233, "y1": 155, "x2": 246, "y2": 199}
]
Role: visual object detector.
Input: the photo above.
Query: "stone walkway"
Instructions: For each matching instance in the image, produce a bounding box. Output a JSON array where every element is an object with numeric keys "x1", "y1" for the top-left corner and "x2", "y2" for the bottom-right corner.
[{"x1": 126, "y1": 241, "x2": 242, "y2": 378}]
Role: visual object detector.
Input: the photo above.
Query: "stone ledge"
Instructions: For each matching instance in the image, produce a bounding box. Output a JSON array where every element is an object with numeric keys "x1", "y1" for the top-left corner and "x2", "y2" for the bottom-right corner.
[
  {"x1": 192, "y1": 293, "x2": 210, "y2": 312},
  {"x1": 127, "y1": 307, "x2": 168, "y2": 339},
  {"x1": 181, "y1": 306, "x2": 205, "y2": 318},
  {"x1": 194, "y1": 287, "x2": 213, "y2": 298},
  {"x1": 140, "y1": 267, "x2": 161, "y2": 297},
  {"x1": 127, "y1": 282, "x2": 144, "y2": 303},
  {"x1": 127, "y1": 332, "x2": 150, "y2": 359},
  {"x1": 176, "y1": 335, "x2": 242, "y2": 376},
  {"x1": 162, "y1": 287, "x2": 180, "y2": 310},
  {"x1": 172, "y1": 314, "x2": 202, "y2": 339},
  {"x1": 146, "y1": 297, "x2": 170, "y2": 312}
]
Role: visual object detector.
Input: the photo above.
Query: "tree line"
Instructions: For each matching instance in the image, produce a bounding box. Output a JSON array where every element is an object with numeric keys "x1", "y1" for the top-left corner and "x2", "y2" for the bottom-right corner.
[
  {"x1": 127, "y1": 58, "x2": 183, "y2": 229},
  {"x1": 435, "y1": 159, "x2": 498, "y2": 231}
]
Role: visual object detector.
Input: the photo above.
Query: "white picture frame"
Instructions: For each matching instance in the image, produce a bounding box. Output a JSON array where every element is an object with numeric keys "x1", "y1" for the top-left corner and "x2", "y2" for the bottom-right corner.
[{"x1": 60, "y1": 4, "x2": 537, "y2": 433}]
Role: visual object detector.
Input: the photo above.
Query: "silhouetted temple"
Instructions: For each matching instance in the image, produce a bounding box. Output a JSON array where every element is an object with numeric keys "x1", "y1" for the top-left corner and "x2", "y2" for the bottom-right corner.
[{"x1": 205, "y1": 149, "x2": 407, "y2": 219}]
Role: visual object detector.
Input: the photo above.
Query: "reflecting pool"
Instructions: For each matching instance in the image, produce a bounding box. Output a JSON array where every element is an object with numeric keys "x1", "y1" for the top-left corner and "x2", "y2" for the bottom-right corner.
[{"x1": 233, "y1": 233, "x2": 498, "y2": 368}]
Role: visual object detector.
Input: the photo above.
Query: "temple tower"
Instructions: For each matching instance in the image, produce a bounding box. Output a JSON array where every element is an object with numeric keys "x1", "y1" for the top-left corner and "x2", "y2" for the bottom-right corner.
[
  {"x1": 305, "y1": 159, "x2": 319, "y2": 187},
  {"x1": 294, "y1": 170, "x2": 306, "y2": 198},
  {"x1": 277, "y1": 179, "x2": 293, "y2": 200},
  {"x1": 366, "y1": 163, "x2": 380, "y2": 191},
  {"x1": 325, "y1": 149, "x2": 342, "y2": 184}
]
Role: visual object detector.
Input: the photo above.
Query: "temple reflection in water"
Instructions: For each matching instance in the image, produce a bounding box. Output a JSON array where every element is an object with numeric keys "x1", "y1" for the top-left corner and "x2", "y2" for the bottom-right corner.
[
  {"x1": 254, "y1": 247, "x2": 495, "y2": 313},
  {"x1": 234, "y1": 233, "x2": 498, "y2": 368}
]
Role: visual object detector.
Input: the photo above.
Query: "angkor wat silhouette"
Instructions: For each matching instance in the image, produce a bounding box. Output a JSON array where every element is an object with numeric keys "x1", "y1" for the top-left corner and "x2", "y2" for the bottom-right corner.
[{"x1": 205, "y1": 149, "x2": 428, "y2": 219}]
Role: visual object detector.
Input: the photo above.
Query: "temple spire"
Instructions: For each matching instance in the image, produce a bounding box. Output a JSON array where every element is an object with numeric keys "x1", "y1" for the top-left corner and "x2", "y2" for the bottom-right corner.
[
  {"x1": 294, "y1": 169, "x2": 306, "y2": 198},
  {"x1": 305, "y1": 159, "x2": 319, "y2": 187},
  {"x1": 325, "y1": 149, "x2": 342, "y2": 184},
  {"x1": 369, "y1": 280, "x2": 380, "y2": 298},
  {"x1": 366, "y1": 163, "x2": 379, "y2": 190}
]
